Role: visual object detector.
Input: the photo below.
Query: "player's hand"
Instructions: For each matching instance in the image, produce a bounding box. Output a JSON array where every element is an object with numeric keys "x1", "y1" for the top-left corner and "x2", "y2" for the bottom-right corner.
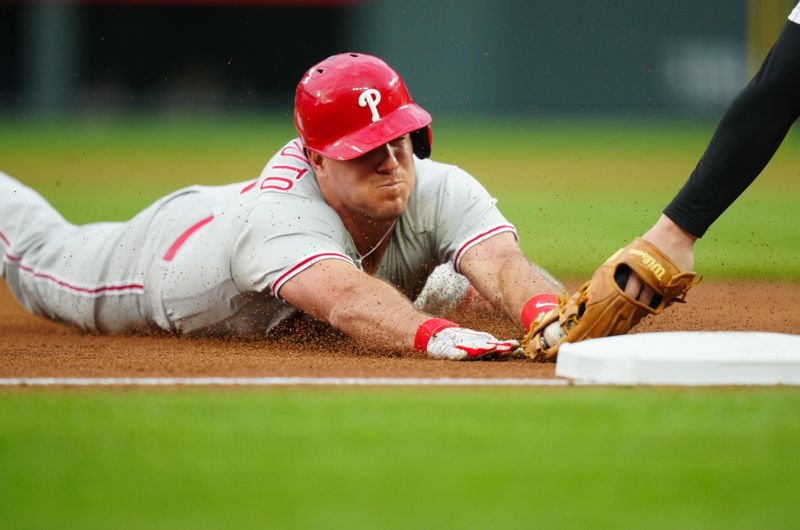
[
  {"x1": 621, "y1": 269, "x2": 655, "y2": 307},
  {"x1": 623, "y1": 215, "x2": 696, "y2": 306},
  {"x1": 414, "y1": 318, "x2": 519, "y2": 360},
  {"x1": 427, "y1": 328, "x2": 519, "y2": 360}
]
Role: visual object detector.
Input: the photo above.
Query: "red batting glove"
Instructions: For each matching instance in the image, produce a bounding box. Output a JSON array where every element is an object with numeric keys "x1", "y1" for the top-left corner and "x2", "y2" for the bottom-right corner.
[
  {"x1": 414, "y1": 318, "x2": 519, "y2": 360},
  {"x1": 520, "y1": 294, "x2": 559, "y2": 331}
]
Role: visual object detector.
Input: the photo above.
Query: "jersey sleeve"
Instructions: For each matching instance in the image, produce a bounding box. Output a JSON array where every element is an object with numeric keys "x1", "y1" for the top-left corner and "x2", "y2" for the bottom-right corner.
[
  {"x1": 422, "y1": 163, "x2": 517, "y2": 272},
  {"x1": 230, "y1": 196, "x2": 355, "y2": 300}
]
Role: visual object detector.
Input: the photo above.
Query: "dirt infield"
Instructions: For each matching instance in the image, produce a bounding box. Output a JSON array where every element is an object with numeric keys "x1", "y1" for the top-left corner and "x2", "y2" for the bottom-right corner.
[{"x1": 1, "y1": 279, "x2": 799, "y2": 379}]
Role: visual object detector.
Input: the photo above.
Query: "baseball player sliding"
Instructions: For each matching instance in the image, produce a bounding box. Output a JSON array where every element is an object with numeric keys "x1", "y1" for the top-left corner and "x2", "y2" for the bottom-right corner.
[{"x1": 0, "y1": 53, "x2": 566, "y2": 361}]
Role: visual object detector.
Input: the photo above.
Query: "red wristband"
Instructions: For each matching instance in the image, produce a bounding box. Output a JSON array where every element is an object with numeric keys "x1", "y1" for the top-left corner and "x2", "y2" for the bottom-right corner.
[
  {"x1": 414, "y1": 318, "x2": 459, "y2": 352},
  {"x1": 520, "y1": 294, "x2": 559, "y2": 330}
]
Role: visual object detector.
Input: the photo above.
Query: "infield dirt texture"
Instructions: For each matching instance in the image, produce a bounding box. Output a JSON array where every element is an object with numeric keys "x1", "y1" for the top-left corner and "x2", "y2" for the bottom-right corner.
[
  {"x1": 1, "y1": 119, "x2": 799, "y2": 529},
  {"x1": 2, "y1": 279, "x2": 799, "y2": 379}
]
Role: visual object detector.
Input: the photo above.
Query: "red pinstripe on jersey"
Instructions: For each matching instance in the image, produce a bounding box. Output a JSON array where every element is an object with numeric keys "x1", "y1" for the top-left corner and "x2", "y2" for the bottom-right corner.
[
  {"x1": 0, "y1": 227, "x2": 21, "y2": 262},
  {"x1": 271, "y1": 252, "x2": 354, "y2": 299},
  {"x1": 453, "y1": 224, "x2": 517, "y2": 273},
  {"x1": 239, "y1": 180, "x2": 258, "y2": 194},
  {"x1": 2, "y1": 225, "x2": 142, "y2": 294},
  {"x1": 163, "y1": 215, "x2": 215, "y2": 262},
  {"x1": 16, "y1": 263, "x2": 143, "y2": 296}
]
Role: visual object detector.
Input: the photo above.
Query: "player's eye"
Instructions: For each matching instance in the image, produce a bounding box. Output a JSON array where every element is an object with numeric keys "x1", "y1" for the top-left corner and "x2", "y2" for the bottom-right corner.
[{"x1": 390, "y1": 135, "x2": 409, "y2": 146}]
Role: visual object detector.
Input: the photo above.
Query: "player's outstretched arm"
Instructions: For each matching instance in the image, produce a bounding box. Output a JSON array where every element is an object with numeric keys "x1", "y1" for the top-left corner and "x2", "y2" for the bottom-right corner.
[
  {"x1": 457, "y1": 231, "x2": 575, "y2": 360},
  {"x1": 457, "y1": 232, "x2": 563, "y2": 327},
  {"x1": 279, "y1": 259, "x2": 518, "y2": 360}
]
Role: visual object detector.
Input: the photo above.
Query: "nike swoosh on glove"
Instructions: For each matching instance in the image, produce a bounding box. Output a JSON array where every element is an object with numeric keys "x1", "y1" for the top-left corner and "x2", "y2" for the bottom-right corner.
[{"x1": 414, "y1": 318, "x2": 519, "y2": 360}]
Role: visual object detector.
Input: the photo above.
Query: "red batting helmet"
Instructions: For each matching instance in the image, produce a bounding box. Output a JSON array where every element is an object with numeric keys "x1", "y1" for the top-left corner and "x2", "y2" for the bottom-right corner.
[{"x1": 294, "y1": 52, "x2": 432, "y2": 161}]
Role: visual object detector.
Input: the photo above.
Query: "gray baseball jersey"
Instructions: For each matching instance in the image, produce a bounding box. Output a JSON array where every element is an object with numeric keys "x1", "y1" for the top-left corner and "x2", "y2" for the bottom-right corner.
[
  {"x1": 0, "y1": 139, "x2": 515, "y2": 337},
  {"x1": 791, "y1": 1, "x2": 800, "y2": 24}
]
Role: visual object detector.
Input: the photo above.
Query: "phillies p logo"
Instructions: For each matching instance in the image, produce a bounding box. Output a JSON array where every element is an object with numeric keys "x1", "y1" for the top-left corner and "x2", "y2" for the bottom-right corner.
[{"x1": 358, "y1": 89, "x2": 382, "y2": 123}]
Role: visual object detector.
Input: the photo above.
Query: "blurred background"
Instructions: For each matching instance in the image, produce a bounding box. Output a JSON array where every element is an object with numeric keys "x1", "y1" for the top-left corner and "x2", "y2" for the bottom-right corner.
[{"x1": 1, "y1": 0, "x2": 795, "y2": 118}]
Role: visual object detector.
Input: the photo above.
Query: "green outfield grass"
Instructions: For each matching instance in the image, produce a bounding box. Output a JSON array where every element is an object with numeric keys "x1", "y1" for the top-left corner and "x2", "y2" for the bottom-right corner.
[
  {"x1": 1, "y1": 388, "x2": 799, "y2": 530},
  {"x1": 1, "y1": 117, "x2": 798, "y2": 278}
]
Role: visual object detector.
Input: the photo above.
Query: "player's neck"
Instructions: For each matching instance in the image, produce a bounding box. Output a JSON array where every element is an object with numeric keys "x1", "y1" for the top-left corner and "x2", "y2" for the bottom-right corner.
[
  {"x1": 343, "y1": 215, "x2": 397, "y2": 272},
  {"x1": 352, "y1": 219, "x2": 396, "y2": 249}
]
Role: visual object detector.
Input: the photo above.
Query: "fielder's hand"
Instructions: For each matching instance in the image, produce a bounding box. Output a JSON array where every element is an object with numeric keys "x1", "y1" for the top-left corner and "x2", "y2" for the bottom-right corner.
[{"x1": 415, "y1": 318, "x2": 519, "y2": 360}]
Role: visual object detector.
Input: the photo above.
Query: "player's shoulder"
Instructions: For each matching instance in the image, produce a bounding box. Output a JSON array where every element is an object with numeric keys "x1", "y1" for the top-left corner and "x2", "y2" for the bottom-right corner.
[
  {"x1": 413, "y1": 157, "x2": 486, "y2": 198},
  {"x1": 259, "y1": 138, "x2": 313, "y2": 179},
  {"x1": 242, "y1": 186, "x2": 346, "y2": 243},
  {"x1": 239, "y1": 137, "x2": 322, "y2": 202},
  {"x1": 414, "y1": 157, "x2": 475, "y2": 187},
  {"x1": 404, "y1": 157, "x2": 492, "y2": 232},
  {"x1": 266, "y1": 138, "x2": 310, "y2": 164}
]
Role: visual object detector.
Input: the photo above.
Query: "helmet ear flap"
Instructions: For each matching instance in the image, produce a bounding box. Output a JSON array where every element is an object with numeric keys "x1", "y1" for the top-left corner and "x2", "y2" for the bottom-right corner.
[{"x1": 411, "y1": 126, "x2": 432, "y2": 159}]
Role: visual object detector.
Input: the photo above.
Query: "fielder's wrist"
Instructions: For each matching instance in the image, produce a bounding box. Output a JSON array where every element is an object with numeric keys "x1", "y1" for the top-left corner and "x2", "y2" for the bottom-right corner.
[
  {"x1": 520, "y1": 294, "x2": 559, "y2": 330},
  {"x1": 414, "y1": 318, "x2": 459, "y2": 352}
]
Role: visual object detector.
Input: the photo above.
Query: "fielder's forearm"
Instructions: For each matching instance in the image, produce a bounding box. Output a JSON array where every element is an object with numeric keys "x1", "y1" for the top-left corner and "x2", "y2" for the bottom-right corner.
[{"x1": 663, "y1": 21, "x2": 800, "y2": 238}]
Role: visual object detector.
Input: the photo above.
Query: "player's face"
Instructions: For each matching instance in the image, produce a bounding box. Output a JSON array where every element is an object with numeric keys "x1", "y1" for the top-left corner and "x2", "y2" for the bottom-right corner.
[{"x1": 313, "y1": 134, "x2": 415, "y2": 222}]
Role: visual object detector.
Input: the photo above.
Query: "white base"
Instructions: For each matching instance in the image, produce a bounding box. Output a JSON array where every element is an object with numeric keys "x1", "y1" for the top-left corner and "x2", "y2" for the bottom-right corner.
[{"x1": 556, "y1": 332, "x2": 800, "y2": 385}]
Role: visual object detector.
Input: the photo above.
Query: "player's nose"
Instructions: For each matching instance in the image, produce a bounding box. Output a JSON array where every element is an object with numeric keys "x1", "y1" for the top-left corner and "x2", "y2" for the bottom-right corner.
[{"x1": 375, "y1": 143, "x2": 400, "y2": 173}]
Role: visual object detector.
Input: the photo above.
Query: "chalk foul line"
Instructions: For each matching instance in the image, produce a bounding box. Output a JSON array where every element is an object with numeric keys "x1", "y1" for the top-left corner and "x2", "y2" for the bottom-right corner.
[{"x1": 0, "y1": 376, "x2": 569, "y2": 387}]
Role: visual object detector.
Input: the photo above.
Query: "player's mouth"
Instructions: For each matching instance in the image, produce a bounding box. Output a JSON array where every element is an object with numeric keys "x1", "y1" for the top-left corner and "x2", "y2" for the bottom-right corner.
[{"x1": 377, "y1": 179, "x2": 404, "y2": 189}]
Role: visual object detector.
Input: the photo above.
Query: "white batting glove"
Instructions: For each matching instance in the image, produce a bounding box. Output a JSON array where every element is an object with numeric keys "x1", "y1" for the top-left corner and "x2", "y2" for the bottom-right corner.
[{"x1": 414, "y1": 318, "x2": 519, "y2": 361}]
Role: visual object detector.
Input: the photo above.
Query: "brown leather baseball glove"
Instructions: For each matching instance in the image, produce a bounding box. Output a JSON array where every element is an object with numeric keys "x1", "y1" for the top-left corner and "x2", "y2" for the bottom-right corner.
[{"x1": 522, "y1": 237, "x2": 700, "y2": 361}]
